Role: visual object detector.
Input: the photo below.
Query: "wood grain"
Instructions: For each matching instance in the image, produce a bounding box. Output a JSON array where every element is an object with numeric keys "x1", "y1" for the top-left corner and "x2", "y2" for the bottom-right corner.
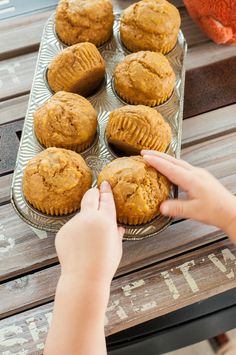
[
  {"x1": 1, "y1": 132, "x2": 235, "y2": 283},
  {"x1": 0, "y1": 174, "x2": 12, "y2": 204},
  {"x1": 186, "y1": 42, "x2": 236, "y2": 70},
  {"x1": 0, "y1": 11, "x2": 53, "y2": 60},
  {"x1": 0, "y1": 239, "x2": 235, "y2": 354},
  {"x1": 182, "y1": 104, "x2": 236, "y2": 147},
  {"x1": 0, "y1": 94, "x2": 29, "y2": 125},
  {"x1": 0, "y1": 53, "x2": 37, "y2": 102}
]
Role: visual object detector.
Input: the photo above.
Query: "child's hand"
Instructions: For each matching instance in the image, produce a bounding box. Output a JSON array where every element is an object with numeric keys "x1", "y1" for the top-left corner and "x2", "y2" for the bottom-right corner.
[
  {"x1": 55, "y1": 181, "x2": 125, "y2": 286},
  {"x1": 142, "y1": 151, "x2": 236, "y2": 232}
]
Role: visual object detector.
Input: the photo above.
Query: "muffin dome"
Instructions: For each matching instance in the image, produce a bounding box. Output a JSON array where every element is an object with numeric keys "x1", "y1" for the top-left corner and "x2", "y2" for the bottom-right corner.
[
  {"x1": 97, "y1": 156, "x2": 170, "y2": 225},
  {"x1": 47, "y1": 42, "x2": 105, "y2": 96},
  {"x1": 114, "y1": 51, "x2": 176, "y2": 106},
  {"x1": 23, "y1": 147, "x2": 92, "y2": 215},
  {"x1": 56, "y1": 0, "x2": 114, "y2": 46},
  {"x1": 34, "y1": 91, "x2": 97, "y2": 152},
  {"x1": 106, "y1": 105, "x2": 171, "y2": 154},
  {"x1": 120, "y1": 0, "x2": 181, "y2": 54}
]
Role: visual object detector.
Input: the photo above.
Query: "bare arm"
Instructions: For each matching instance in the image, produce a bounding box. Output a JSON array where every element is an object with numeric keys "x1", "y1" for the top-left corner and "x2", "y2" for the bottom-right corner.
[
  {"x1": 44, "y1": 182, "x2": 124, "y2": 355},
  {"x1": 142, "y1": 150, "x2": 236, "y2": 243}
]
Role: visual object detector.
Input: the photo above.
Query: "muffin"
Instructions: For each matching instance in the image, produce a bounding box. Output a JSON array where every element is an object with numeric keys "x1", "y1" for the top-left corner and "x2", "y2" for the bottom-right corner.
[
  {"x1": 106, "y1": 105, "x2": 171, "y2": 154},
  {"x1": 56, "y1": 0, "x2": 114, "y2": 47},
  {"x1": 34, "y1": 91, "x2": 97, "y2": 152},
  {"x1": 47, "y1": 42, "x2": 105, "y2": 96},
  {"x1": 97, "y1": 156, "x2": 170, "y2": 225},
  {"x1": 114, "y1": 51, "x2": 176, "y2": 106},
  {"x1": 23, "y1": 147, "x2": 92, "y2": 215},
  {"x1": 120, "y1": 0, "x2": 181, "y2": 54}
]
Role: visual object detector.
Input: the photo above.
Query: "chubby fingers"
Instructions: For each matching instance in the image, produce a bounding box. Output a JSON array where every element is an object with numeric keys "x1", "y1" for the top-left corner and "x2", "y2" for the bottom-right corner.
[
  {"x1": 160, "y1": 199, "x2": 195, "y2": 219},
  {"x1": 143, "y1": 155, "x2": 194, "y2": 192},
  {"x1": 80, "y1": 187, "x2": 100, "y2": 211},
  {"x1": 99, "y1": 181, "x2": 116, "y2": 219},
  {"x1": 141, "y1": 150, "x2": 193, "y2": 170}
]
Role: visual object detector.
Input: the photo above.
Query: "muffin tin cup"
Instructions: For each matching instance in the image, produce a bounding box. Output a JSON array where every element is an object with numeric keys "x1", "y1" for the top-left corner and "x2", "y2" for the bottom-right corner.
[{"x1": 11, "y1": 12, "x2": 187, "y2": 240}]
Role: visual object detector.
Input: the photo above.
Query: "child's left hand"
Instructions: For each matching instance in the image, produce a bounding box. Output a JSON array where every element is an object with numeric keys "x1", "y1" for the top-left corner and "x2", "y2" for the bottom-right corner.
[{"x1": 55, "y1": 181, "x2": 125, "y2": 287}]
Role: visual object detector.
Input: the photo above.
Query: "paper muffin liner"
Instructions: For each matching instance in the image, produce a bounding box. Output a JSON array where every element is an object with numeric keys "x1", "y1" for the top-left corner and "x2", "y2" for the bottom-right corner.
[
  {"x1": 118, "y1": 212, "x2": 160, "y2": 226},
  {"x1": 120, "y1": 34, "x2": 177, "y2": 55},
  {"x1": 36, "y1": 133, "x2": 96, "y2": 153},
  {"x1": 116, "y1": 89, "x2": 173, "y2": 107},
  {"x1": 107, "y1": 116, "x2": 170, "y2": 153},
  {"x1": 25, "y1": 197, "x2": 80, "y2": 216},
  {"x1": 47, "y1": 44, "x2": 105, "y2": 94},
  {"x1": 160, "y1": 38, "x2": 178, "y2": 54}
]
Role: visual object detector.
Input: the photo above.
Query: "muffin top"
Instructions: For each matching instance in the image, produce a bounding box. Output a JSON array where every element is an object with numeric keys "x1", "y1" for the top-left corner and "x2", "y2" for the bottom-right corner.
[
  {"x1": 114, "y1": 51, "x2": 176, "y2": 106},
  {"x1": 47, "y1": 42, "x2": 105, "y2": 96},
  {"x1": 56, "y1": 0, "x2": 114, "y2": 46},
  {"x1": 106, "y1": 105, "x2": 172, "y2": 154},
  {"x1": 97, "y1": 156, "x2": 170, "y2": 223},
  {"x1": 120, "y1": 0, "x2": 181, "y2": 53},
  {"x1": 23, "y1": 147, "x2": 92, "y2": 214},
  {"x1": 34, "y1": 91, "x2": 97, "y2": 150}
]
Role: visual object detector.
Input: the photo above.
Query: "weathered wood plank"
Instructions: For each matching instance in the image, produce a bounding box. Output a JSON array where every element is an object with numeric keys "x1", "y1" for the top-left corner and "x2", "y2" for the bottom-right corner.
[
  {"x1": 0, "y1": 120, "x2": 24, "y2": 176},
  {"x1": 0, "y1": 11, "x2": 53, "y2": 60},
  {"x1": 0, "y1": 173, "x2": 12, "y2": 204},
  {"x1": 182, "y1": 104, "x2": 236, "y2": 147},
  {"x1": 186, "y1": 42, "x2": 236, "y2": 70},
  {"x1": 182, "y1": 132, "x2": 236, "y2": 181},
  {"x1": 0, "y1": 239, "x2": 235, "y2": 354},
  {"x1": 0, "y1": 203, "x2": 57, "y2": 280},
  {"x1": 0, "y1": 94, "x2": 29, "y2": 125},
  {"x1": 0, "y1": 132, "x2": 235, "y2": 283},
  {"x1": 0, "y1": 53, "x2": 37, "y2": 102}
]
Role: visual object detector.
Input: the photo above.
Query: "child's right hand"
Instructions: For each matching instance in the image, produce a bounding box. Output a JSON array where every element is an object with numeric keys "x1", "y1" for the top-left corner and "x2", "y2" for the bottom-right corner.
[{"x1": 142, "y1": 151, "x2": 236, "y2": 234}]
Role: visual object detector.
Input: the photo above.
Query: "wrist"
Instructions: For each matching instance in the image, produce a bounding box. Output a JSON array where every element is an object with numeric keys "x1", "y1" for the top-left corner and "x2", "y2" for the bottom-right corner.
[{"x1": 58, "y1": 273, "x2": 110, "y2": 305}]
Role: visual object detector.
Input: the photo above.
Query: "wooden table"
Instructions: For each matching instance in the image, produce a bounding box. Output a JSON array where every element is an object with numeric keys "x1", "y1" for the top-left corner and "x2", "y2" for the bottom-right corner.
[{"x1": 0, "y1": 1, "x2": 236, "y2": 354}]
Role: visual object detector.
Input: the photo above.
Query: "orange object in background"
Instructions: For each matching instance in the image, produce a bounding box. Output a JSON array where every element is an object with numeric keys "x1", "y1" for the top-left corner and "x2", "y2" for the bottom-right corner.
[{"x1": 183, "y1": 0, "x2": 236, "y2": 45}]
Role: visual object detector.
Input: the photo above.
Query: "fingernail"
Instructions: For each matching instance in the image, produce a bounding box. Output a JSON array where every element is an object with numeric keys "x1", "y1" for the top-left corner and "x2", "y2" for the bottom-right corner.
[
  {"x1": 100, "y1": 181, "x2": 111, "y2": 193},
  {"x1": 143, "y1": 155, "x2": 153, "y2": 161},
  {"x1": 141, "y1": 150, "x2": 156, "y2": 155},
  {"x1": 161, "y1": 204, "x2": 169, "y2": 215}
]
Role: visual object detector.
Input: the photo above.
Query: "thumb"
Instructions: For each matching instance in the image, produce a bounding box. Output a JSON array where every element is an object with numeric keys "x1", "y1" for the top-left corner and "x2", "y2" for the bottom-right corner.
[
  {"x1": 118, "y1": 226, "x2": 125, "y2": 239},
  {"x1": 99, "y1": 181, "x2": 116, "y2": 219},
  {"x1": 160, "y1": 199, "x2": 191, "y2": 219}
]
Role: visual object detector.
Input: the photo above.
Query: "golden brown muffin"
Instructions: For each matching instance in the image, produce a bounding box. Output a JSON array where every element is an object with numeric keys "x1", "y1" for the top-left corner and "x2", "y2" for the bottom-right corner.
[
  {"x1": 106, "y1": 105, "x2": 171, "y2": 154},
  {"x1": 34, "y1": 91, "x2": 97, "y2": 152},
  {"x1": 120, "y1": 0, "x2": 181, "y2": 54},
  {"x1": 97, "y1": 156, "x2": 170, "y2": 225},
  {"x1": 23, "y1": 147, "x2": 92, "y2": 215},
  {"x1": 56, "y1": 0, "x2": 114, "y2": 46},
  {"x1": 114, "y1": 51, "x2": 176, "y2": 106},
  {"x1": 47, "y1": 42, "x2": 105, "y2": 96}
]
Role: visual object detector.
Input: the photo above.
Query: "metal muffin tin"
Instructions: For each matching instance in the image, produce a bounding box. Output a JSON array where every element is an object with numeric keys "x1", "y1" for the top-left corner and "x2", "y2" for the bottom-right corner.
[{"x1": 11, "y1": 12, "x2": 187, "y2": 240}]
